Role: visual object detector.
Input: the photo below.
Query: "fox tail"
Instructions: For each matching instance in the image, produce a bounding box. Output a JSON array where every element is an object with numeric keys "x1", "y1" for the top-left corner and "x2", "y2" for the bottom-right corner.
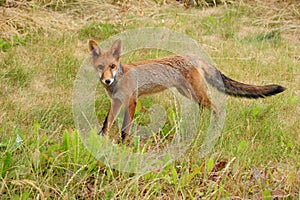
[{"x1": 203, "y1": 66, "x2": 286, "y2": 98}]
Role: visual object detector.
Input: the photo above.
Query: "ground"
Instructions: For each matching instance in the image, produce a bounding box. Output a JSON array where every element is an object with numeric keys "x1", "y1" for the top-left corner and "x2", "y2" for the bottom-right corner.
[{"x1": 0, "y1": 0, "x2": 299, "y2": 199}]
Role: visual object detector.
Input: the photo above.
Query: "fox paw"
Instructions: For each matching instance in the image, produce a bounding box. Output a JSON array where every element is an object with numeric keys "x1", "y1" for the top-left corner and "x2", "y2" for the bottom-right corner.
[
  {"x1": 117, "y1": 135, "x2": 131, "y2": 145},
  {"x1": 98, "y1": 129, "x2": 106, "y2": 136}
]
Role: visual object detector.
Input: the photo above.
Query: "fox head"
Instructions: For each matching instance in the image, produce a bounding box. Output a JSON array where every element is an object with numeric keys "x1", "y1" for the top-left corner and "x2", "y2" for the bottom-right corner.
[{"x1": 89, "y1": 39, "x2": 122, "y2": 86}]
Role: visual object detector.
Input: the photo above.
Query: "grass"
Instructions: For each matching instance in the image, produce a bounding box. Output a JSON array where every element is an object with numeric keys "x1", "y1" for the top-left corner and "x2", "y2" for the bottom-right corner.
[{"x1": 0, "y1": 0, "x2": 299, "y2": 199}]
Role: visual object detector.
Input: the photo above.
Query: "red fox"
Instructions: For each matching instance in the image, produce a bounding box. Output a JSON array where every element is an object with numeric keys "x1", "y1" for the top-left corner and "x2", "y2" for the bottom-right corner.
[{"x1": 88, "y1": 39, "x2": 286, "y2": 141}]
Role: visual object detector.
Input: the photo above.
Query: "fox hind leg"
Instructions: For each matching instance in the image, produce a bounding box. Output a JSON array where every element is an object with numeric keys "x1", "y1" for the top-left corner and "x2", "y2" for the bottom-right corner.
[{"x1": 186, "y1": 69, "x2": 219, "y2": 119}]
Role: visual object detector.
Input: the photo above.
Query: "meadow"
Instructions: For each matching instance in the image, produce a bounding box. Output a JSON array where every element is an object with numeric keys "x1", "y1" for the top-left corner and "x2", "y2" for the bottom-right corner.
[{"x1": 0, "y1": 0, "x2": 299, "y2": 199}]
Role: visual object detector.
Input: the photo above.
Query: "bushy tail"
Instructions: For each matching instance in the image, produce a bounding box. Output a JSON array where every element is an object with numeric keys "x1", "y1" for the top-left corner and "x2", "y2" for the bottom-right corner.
[
  {"x1": 204, "y1": 67, "x2": 286, "y2": 98},
  {"x1": 220, "y1": 73, "x2": 286, "y2": 98}
]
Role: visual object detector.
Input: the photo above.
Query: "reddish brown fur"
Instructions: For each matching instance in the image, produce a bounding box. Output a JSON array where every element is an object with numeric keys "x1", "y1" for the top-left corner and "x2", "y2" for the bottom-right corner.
[{"x1": 89, "y1": 39, "x2": 285, "y2": 141}]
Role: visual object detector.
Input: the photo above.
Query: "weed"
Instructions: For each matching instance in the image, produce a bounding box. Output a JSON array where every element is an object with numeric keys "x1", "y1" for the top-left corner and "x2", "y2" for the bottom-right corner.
[
  {"x1": 1, "y1": 67, "x2": 32, "y2": 88},
  {"x1": 244, "y1": 30, "x2": 282, "y2": 46},
  {"x1": 0, "y1": 34, "x2": 27, "y2": 52}
]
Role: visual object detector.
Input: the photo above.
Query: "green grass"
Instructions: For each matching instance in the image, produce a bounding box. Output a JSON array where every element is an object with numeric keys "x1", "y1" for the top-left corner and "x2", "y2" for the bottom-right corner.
[{"x1": 0, "y1": 0, "x2": 299, "y2": 199}]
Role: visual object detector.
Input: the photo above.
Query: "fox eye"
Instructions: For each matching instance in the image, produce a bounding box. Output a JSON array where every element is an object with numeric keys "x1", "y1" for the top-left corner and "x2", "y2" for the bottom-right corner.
[
  {"x1": 97, "y1": 65, "x2": 104, "y2": 70},
  {"x1": 110, "y1": 64, "x2": 116, "y2": 69}
]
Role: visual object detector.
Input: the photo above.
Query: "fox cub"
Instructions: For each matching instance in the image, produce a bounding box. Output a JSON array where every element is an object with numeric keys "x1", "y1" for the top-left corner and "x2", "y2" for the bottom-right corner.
[{"x1": 89, "y1": 39, "x2": 285, "y2": 141}]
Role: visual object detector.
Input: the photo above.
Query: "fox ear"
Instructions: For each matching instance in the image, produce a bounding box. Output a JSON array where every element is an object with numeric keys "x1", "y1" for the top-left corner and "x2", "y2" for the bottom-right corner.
[
  {"x1": 110, "y1": 39, "x2": 122, "y2": 60},
  {"x1": 89, "y1": 40, "x2": 102, "y2": 57}
]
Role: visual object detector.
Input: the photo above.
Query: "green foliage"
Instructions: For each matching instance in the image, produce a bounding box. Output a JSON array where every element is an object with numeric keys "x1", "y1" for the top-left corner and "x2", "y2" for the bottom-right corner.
[
  {"x1": 33, "y1": 102, "x2": 73, "y2": 130},
  {"x1": 1, "y1": 67, "x2": 32, "y2": 88},
  {"x1": 0, "y1": 122, "x2": 103, "y2": 199},
  {"x1": 262, "y1": 189, "x2": 272, "y2": 200},
  {"x1": 201, "y1": 9, "x2": 240, "y2": 38},
  {"x1": 53, "y1": 54, "x2": 79, "y2": 88},
  {"x1": 0, "y1": 38, "x2": 11, "y2": 51},
  {"x1": 79, "y1": 22, "x2": 120, "y2": 41},
  {"x1": 206, "y1": 157, "x2": 214, "y2": 174},
  {"x1": 104, "y1": 189, "x2": 114, "y2": 200},
  {"x1": 244, "y1": 30, "x2": 282, "y2": 45},
  {"x1": 1, "y1": 151, "x2": 12, "y2": 178},
  {"x1": 0, "y1": 35, "x2": 27, "y2": 52}
]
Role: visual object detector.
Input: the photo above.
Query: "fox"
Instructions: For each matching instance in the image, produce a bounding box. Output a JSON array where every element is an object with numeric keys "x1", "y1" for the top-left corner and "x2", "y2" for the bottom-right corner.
[{"x1": 88, "y1": 39, "x2": 286, "y2": 142}]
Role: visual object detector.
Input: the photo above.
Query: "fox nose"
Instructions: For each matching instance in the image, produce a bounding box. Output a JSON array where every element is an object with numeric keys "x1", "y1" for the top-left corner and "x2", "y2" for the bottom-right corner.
[
  {"x1": 102, "y1": 78, "x2": 114, "y2": 85},
  {"x1": 105, "y1": 79, "x2": 111, "y2": 85}
]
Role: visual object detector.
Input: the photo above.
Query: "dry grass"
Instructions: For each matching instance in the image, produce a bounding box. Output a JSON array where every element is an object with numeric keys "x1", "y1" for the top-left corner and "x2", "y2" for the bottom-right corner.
[
  {"x1": 0, "y1": 2, "x2": 83, "y2": 39},
  {"x1": 1, "y1": 0, "x2": 299, "y2": 40}
]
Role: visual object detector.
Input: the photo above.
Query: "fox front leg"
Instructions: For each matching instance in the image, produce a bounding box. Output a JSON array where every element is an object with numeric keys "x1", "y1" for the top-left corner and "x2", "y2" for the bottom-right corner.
[
  {"x1": 121, "y1": 98, "x2": 137, "y2": 142},
  {"x1": 99, "y1": 98, "x2": 122, "y2": 136}
]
